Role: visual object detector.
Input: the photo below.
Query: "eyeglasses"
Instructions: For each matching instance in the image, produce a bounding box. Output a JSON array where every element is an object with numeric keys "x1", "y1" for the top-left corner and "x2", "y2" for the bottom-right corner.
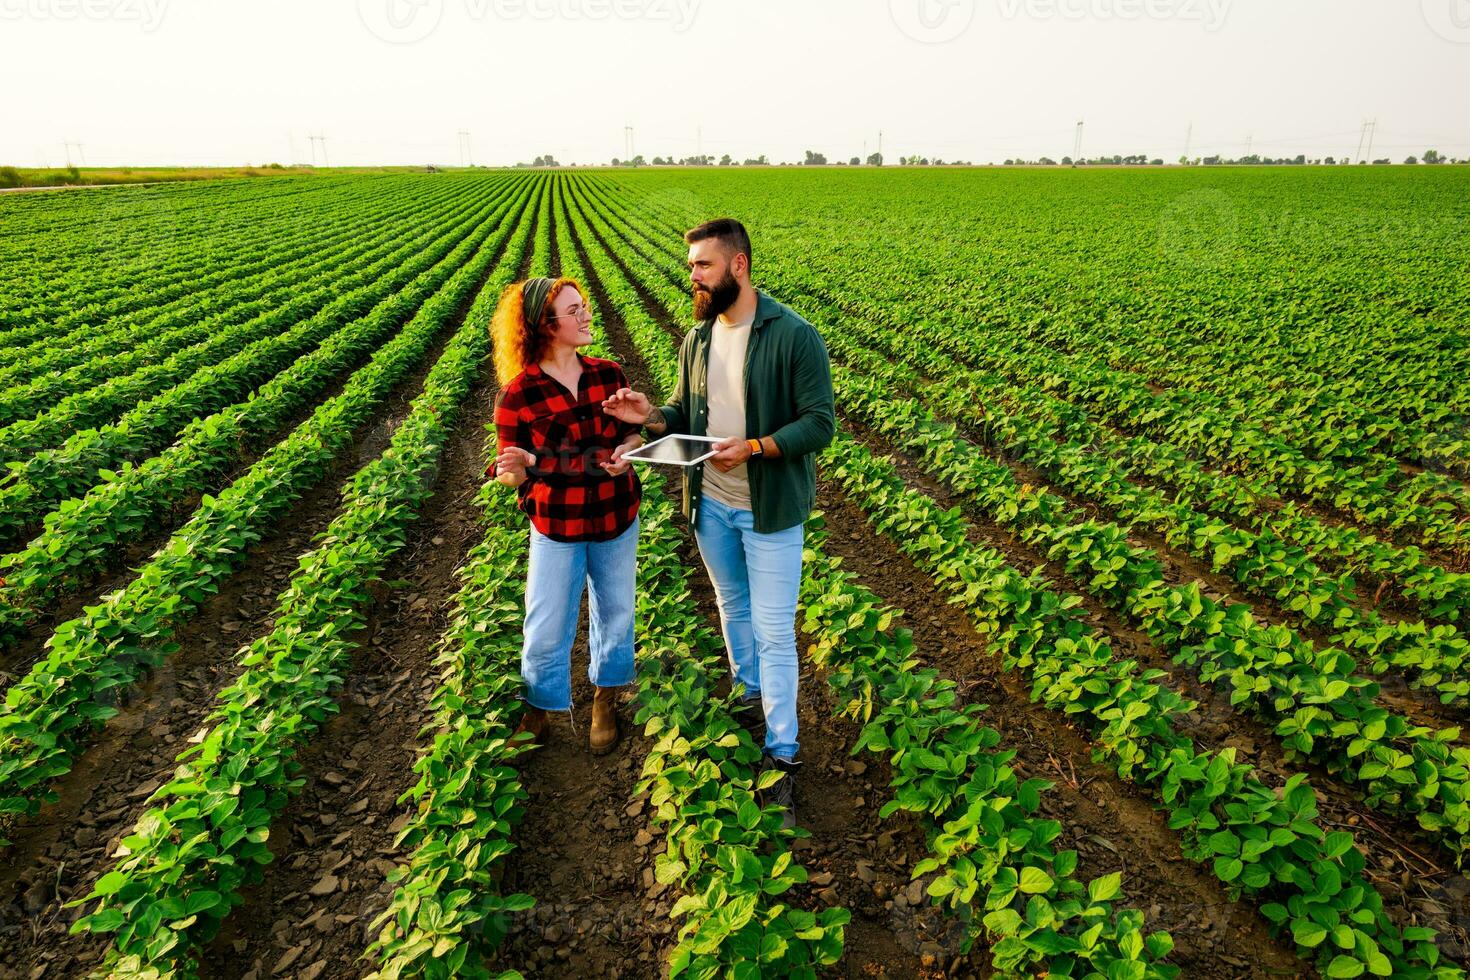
[{"x1": 549, "y1": 303, "x2": 591, "y2": 320}]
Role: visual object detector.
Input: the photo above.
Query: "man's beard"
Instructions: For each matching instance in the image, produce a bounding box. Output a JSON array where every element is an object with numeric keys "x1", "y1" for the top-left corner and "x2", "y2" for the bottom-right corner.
[{"x1": 692, "y1": 273, "x2": 740, "y2": 320}]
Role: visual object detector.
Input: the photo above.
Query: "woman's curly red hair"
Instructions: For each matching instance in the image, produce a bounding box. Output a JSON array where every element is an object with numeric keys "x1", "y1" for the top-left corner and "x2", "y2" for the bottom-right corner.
[{"x1": 491, "y1": 277, "x2": 584, "y2": 386}]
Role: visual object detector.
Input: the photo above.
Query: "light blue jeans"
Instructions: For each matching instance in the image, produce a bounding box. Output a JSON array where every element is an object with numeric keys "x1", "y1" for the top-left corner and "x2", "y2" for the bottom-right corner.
[
  {"x1": 694, "y1": 495, "x2": 804, "y2": 760},
  {"x1": 521, "y1": 518, "x2": 639, "y2": 711}
]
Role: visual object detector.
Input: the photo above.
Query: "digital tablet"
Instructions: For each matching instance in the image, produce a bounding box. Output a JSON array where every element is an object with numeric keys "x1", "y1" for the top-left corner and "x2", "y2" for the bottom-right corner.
[{"x1": 622, "y1": 434, "x2": 723, "y2": 467}]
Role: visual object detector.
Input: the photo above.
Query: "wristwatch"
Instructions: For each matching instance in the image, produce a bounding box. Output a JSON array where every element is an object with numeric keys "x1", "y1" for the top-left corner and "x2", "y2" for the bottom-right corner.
[{"x1": 747, "y1": 438, "x2": 764, "y2": 459}]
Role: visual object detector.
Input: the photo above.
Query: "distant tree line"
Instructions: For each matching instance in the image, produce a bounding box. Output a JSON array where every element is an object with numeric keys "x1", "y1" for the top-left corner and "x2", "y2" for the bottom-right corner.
[{"x1": 512, "y1": 147, "x2": 1466, "y2": 168}]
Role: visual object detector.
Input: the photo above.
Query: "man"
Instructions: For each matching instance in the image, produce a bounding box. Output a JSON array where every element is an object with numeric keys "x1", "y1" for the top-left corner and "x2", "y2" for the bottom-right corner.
[{"x1": 603, "y1": 218, "x2": 835, "y2": 828}]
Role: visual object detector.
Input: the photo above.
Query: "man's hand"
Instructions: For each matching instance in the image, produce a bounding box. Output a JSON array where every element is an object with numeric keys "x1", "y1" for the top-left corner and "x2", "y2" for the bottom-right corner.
[
  {"x1": 494, "y1": 446, "x2": 536, "y2": 484},
  {"x1": 709, "y1": 436, "x2": 752, "y2": 473},
  {"x1": 602, "y1": 387, "x2": 653, "y2": 425}
]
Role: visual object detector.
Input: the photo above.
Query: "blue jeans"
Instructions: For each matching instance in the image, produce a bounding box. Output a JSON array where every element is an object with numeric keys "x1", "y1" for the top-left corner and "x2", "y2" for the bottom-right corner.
[
  {"x1": 521, "y1": 518, "x2": 639, "y2": 711},
  {"x1": 694, "y1": 495, "x2": 804, "y2": 760}
]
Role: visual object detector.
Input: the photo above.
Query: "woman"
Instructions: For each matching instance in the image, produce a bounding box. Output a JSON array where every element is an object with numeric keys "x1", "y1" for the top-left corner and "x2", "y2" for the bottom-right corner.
[{"x1": 490, "y1": 276, "x2": 644, "y2": 755}]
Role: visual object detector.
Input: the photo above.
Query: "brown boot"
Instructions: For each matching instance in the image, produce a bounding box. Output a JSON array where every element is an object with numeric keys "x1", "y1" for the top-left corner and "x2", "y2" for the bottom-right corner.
[
  {"x1": 511, "y1": 706, "x2": 550, "y2": 752},
  {"x1": 589, "y1": 686, "x2": 620, "y2": 755}
]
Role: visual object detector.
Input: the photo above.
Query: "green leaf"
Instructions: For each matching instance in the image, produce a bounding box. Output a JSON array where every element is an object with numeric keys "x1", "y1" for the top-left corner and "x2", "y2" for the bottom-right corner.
[
  {"x1": 1327, "y1": 955, "x2": 1366, "y2": 978},
  {"x1": 1291, "y1": 919, "x2": 1328, "y2": 948},
  {"x1": 1018, "y1": 867, "x2": 1053, "y2": 894},
  {"x1": 91, "y1": 871, "x2": 129, "y2": 897},
  {"x1": 1213, "y1": 857, "x2": 1243, "y2": 882},
  {"x1": 1088, "y1": 871, "x2": 1122, "y2": 904}
]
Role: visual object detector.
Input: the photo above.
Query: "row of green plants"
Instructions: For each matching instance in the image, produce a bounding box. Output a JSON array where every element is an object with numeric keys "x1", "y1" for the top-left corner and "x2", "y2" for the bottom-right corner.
[
  {"x1": 572, "y1": 174, "x2": 1462, "y2": 978},
  {"x1": 66, "y1": 182, "x2": 537, "y2": 977},
  {"x1": 830, "y1": 359, "x2": 1470, "y2": 867},
  {"x1": 0, "y1": 177, "x2": 525, "y2": 642},
  {"x1": 833, "y1": 279, "x2": 1469, "y2": 560},
  {"x1": 0, "y1": 175, "x2": 471, "y2": 417},
  {"x1": 362, "y1": 183, "x2": 550, "y2": 980},
  {"x1": 0, "y1": 178, "x2": 523, "y2": 643},
  {"x1": 0, "y1": 174, "x2": 377, "y2": 340},
  {"x1": 911, "y1": 358, "x2": 1470, "y2": 702},
  {"x1": 899, "y1": 349, "x2": 1470, "y2": 629},
  {"x1": 0, "y1": 176, "x2": 513, "y2": 507},
  {"x1": 800, "y1": 513, "x2": 1178, "y2": 977},
  {"x1": 0, "y1": 176, "x2": 539, "y2": 839},
  {"x1": 771, "y1": 291, "x2": 1470, "y2": 706},
  {"x1": 1027, "y1": 269, "x2": 1469, "y2": 479},
  {"x1": 823, "y1": 429, "x2": 1458, "y2": 979}
]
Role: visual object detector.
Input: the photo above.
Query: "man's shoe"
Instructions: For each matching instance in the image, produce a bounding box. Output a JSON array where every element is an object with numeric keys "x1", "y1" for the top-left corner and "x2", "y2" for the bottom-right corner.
[
  {"x1": 590, "y1": 685, "x2": 621, "y2": 755},
  {"x1": 733, "y1": 691, "x2": 766, "y2": 746},
  {"x1": 759, "y1": 754, "x2": 800, "y2": 831},
  {"x1": 511, "y1": 706, "x2": 550, "y2": 751}
]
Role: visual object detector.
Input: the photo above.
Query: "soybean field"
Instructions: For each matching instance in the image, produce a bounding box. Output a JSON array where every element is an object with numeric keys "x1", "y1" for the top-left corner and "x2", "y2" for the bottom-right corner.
[{"x1": 0, "y1": 165, "x2": 1468, "y2": 980}]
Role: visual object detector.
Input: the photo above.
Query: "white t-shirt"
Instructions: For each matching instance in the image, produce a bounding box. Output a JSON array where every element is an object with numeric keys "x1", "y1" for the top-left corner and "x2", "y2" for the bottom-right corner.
[{"x1": 702, "y1": 312, "x2": 754, "y2": 510}]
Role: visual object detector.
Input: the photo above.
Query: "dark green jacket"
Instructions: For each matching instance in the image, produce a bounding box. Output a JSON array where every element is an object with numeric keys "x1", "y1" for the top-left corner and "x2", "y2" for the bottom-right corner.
[{"x1": 658, "y1": 290, "x2": 835, "y2": 533}]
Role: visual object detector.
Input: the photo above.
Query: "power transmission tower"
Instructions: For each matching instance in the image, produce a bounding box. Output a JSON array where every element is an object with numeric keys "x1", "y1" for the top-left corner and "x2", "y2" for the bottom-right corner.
[
  {"x1": 1354, "y1": 120, "x2": 1371, "y2": 164},
  {"x1": 458, "y1": 129, "x2": 474, "y2": 167},
  {"x1": 1072, "y1": 120, "x2": 1084, "y2": 164},
  {"x1": 1364, "y1": 118, "x2": 1377, "y2": 162},
  {"x1": 63, "y1": 140, "x2": 86, "y2": 167},
  {"x1": 878, "y1": 130, "x2": 883, "y2": 158},
  {"x1": 696, "y1": 125, "x2": 702, "y2": 159},
  {"x1": 624, "y1": 125, "x2": 634, "y2": 160},
  {"x1": 1183, "y1": 122, "x2": 1192, "y2": 162},
  {"x1": 1245, "y1": 133, "x2": 1253, "y2": 158},
  {"x1": 308, "y1": 132, "x2": 329, "y2": 168}
]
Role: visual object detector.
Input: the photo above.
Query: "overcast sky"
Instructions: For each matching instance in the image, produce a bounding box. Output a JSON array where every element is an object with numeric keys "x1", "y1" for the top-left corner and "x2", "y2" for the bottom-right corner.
[{"x1": 2, "y1": 0, "x2": 1467, "y2": 167}]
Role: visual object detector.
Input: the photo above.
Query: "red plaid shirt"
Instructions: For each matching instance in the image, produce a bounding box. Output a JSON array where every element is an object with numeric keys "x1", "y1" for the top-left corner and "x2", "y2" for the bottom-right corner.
[{"x1": 494, "y1": 355, "x2": 642, "y2": 542}]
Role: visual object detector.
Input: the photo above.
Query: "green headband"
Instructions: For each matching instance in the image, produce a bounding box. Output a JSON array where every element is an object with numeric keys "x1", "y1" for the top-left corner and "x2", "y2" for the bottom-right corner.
[{"x1": 521, "y1": 276, "x2": 555, "y2": 331}]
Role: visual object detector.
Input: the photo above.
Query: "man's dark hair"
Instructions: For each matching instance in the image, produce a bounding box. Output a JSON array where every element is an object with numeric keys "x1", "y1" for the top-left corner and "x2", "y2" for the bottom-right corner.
[{"x1": 684, "y1": 217, "x2": 752, "y2": 274}]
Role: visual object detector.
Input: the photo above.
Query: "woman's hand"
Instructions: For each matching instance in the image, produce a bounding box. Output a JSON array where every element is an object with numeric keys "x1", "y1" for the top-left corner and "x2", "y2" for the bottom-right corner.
[
  {"x1": 602, "y1": 437, "x2": 642, "y2": 477},
  {"x1": 602, "y1": 387, "x2": 653, "y2": 425},
  {"x1": 495, "y1": 446, "x2": 536, "y2": 486}
]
